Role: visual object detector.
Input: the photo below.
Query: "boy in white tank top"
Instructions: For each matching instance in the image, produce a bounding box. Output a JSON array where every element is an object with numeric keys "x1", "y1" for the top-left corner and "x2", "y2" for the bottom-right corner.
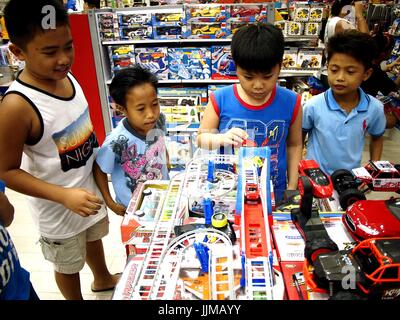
[{"x1": 0, "y1": 0, "x2": 119, "y2": 299}]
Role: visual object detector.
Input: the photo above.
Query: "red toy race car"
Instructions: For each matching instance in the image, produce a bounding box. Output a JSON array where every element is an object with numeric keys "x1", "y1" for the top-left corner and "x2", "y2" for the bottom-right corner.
[
  {"x1": 231, "y1": 7, "x2": 260, "y2": 18},
  {"x1": 352, "y1": 160, "x2": 400, "y2": 192},
  {"x1": 298, "y1": 159, "x2": 333, "y2": 199},
  {"x1": 343, "y1": 198, "x2": 400, "y2": 241}
]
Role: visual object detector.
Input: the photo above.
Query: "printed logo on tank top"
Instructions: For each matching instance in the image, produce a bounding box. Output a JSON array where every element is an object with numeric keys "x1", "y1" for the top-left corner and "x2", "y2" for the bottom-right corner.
[
  {"x1": 0, "y1": 225, "x2": 19, "y2": 295},
  {"x1": 52, "y1": 108, "x2": 99, "y2": 172},
  {"x1": 226, "y1": 118, "x2": 286, "y2": 186}
]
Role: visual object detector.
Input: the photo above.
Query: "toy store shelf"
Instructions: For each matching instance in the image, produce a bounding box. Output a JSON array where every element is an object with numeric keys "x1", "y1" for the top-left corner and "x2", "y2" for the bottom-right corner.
[
  {"x1": 280, "y1": 69, "x2": 316, "y2": 77},
  {"x1": 102, "y1": 39, "x2": 232, "y2": 46},
  {"x1": 105, "y1": 79, "x2": 239, "y2": 85},
  {"x1": 102, "y1": 36, "x2": 317, "y2": 46},
  {"x1": 284, "y1": 36, "x2": 318, "y2": 42}
]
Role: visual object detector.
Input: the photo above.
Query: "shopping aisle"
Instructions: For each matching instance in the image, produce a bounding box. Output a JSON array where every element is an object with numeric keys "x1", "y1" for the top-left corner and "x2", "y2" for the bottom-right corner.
[{"x1": 4, "y1": 129, "x2": 400, "y2": 300}]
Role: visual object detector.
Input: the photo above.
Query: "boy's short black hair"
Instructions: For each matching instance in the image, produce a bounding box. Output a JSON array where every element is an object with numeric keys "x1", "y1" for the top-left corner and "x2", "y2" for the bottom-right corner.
[
  {"x1": 326, "y1": 30, "x2": 377, "y2": 70},
  {"x1": 109, "y1": 65, "x2": 158, "y2": 107},
  {"x1": 231, "y1": 22, "x2": 284, "y2": 73},
  {"x1": 4, "y1": 0, "x2": 69, "y2": 49}
]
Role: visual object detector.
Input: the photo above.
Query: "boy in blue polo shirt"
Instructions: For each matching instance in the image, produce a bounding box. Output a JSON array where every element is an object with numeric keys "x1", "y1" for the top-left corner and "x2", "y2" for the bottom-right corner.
[{"x1": 302, "y1": 30, "x2": 386, "y2": 175}]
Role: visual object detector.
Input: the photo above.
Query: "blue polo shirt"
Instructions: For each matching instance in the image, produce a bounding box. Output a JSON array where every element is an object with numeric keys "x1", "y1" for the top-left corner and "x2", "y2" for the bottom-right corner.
[{"x1": 302, "y1": 88, "x2": 386, "y2": 175}]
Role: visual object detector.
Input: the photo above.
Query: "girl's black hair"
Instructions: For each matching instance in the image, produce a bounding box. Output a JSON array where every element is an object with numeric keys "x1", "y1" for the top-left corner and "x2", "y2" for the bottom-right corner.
[{"x1": 109, "y1": 65, "x2": 158, "y2": 107}]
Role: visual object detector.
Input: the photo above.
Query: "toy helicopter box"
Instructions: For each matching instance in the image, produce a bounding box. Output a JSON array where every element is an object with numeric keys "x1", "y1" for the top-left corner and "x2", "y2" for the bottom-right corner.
[
  {"x1": 121, "y1": 180, "x2": 169, "y2": 244},
  {"x1": 167, "y1": 47, "x2": 212, "y2": 80},
  {"x1": 211, "y1": 45, "x2": 237, "y2": 79}
]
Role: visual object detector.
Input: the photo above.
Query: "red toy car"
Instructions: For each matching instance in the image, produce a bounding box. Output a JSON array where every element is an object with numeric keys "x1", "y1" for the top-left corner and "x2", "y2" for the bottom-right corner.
[
  {"x1": 352, "y1": 160, "x2": 400, "y2": 193},
  {"x1": 343, "y1": 198, "x2": 400, "y2": 241},
  {"x1": 298, "y1": 159, "x2": 333, "y2": 199},
  {"x1": 231, "y1": 7, "x2": 260, "y2": 18},
  {"x1": 245, "y1": 183, "x2": 261, "y2": 204}
]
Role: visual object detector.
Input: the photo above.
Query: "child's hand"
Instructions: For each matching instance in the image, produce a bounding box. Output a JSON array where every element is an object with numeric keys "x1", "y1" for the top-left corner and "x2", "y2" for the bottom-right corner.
[
  {"x1": 218, "y1": 128, "x2": 248, "y2": 147},
  {"x1": 107, "y1": 201, "x2": 126, "y2": 216},
  {"x1": 62, "y1": 188, "x2": 104, "y2": 217}
]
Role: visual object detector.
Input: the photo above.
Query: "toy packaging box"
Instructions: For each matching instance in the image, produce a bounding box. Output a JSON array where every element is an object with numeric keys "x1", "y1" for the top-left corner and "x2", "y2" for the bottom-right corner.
[
  {"x1": 185, "y1": 21, "x2": 228, "y2": 39},
  {"x1": 98, "y1": 12, "x2": 120, "y2": 41},
  {"x1": 185, "y1": 3, "x2": 227, "y2": 23},
  {"x1": 285, "y1": 21, "x2": 303, "y2": 36},
  {"x1": 135, "y1": 47, "x2": 168, "y2": 80},
  {"x1": 167, "y1": 47, "x2": 212, "y2": 80},
  {"x1": 297, "y1": 49, "x2": 323, "y2": 69},
  {"x1": 119, "y1": 25, "x2": 153, "y2": 40},
  {"x1": 226, "y1": 3, "x2": 268, "y2": 23},
  {"x1": 108, "y1": 45, "x2": 136, "y2": 75},
  {"x1": 118, "y1": 12, "x2": 152, "y2": 27},
  {"x1": 211, "y1": 45, "x2": 237, "y2": 79},
  {"x1": 153, "y1": 25, "x2": 185, "y2": 40},
  {"x1": 304, "y1": 22, "x2": 320, "y2": 36},
  {"x1": 282, "y1": 48, "x2": 298, "y2": 70}
]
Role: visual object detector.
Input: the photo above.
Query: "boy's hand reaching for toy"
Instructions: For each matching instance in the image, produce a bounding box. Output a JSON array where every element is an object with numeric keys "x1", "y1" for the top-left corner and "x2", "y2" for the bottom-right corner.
[
  {"x1": 62, "y1": 188, "x2": 104, "y2": 217},
  {"x1": 107, "y1": 201, "x2": 126, "y2": 216},
  {"x1": 218, "y1": 128, "x2": 248, "y2": 147}
]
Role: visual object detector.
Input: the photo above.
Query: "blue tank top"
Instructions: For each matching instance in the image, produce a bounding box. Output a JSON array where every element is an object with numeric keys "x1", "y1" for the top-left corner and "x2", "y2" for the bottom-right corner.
[
  {"x1": 0, "y1": 223, "x2": 30, "y2": 300},
  {"x1": 211, "y1": 84, "x2": 300, "y2": 196}
]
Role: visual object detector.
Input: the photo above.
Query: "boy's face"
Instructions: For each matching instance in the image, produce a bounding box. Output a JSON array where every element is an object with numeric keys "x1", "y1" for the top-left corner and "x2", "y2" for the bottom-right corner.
[
  {"x1": 10, "y1": 25, "x2": 74, "y2": 81},
  {"x1": 236, "y1": 65, "x2": 280, "y2": 104},
  {"x1": 122, "y1": 83, "x2": 160, "y2": 136},
  {"x1": 327, "y1": 53, "x2": 372, "y2": 96}
]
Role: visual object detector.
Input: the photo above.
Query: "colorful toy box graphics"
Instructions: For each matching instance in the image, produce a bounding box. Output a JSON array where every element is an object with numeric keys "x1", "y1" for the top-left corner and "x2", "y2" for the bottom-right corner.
[
  {"x1": 98, "y1": 12, "x2": 119, "y2": 41},
  {"x1": 118, "y1": 12, "x2": 152, "y2": 26},
  {"x1": 297, "y1": 49, "x2": 323, "y2": 69},
  {"x1": 293, "y1": 5, "x2": 310, "y2": 22},
  {"x1": 135, "y1": 47, "x2": 168, "y2": 80},
  {"x1": 186, "y1": 4, "x2": 227, "y2": 22},
  {"x1": 285, "y1": 21, "x2": 303, "y2": 36},
  {"x1": 227, "y1": 20, "x2": 256, "y2": 38},
  {"x1": 120, "y1": 26, "x2": 153, "y2": 40},
  {"x1": 153, "y1": 25, "x2": 185, "y2": 40},
  {"x1": 282, "y1": 47, "x2": 298, "y2": 70},
  {"x1": 211, "y1": 46, "x2": 237, "y2": 80},
  {"x1": 309, "y1": 5, "x2": 324, "y2": 22},
  {"x1": 154, "y1": 11, "x2": 185, "y2": 25},
  {"x1": 167, "y1": 47, "x2": 211, "y2": 80},
  {"x1": 108, "y1": 45, "x2": 135, "y2": 74},
  {"x1": 227, "y1": 3, "x2": 267, "y2": 22},
  {"x1": 304, "y1": 22, "x2": 320, "y2": 36},
  {"x1": 185, "y1": 21, "x2": 227, "y2": 39}
]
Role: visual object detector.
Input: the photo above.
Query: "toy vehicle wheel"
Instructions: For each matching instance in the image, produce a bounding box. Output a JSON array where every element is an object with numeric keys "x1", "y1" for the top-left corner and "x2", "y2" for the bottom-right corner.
[
  {"x1": 304, "y1": 237, "x2": 339, "y2": 265},
  {"x1": 330, "y1": 169, "x2": 353, "y2": 189},
  {"x1": 338, "y1": 188, "x2": 366, "y2": 210}
]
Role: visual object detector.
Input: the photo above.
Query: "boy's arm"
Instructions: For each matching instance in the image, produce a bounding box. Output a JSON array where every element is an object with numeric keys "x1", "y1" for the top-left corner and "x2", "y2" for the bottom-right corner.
[
  {"x1": 354, "y1": 1, "x2": 369, "y2": 34},
  {"x1": 197, "y1": 101, "x2": 247, "y2": 149},
  {"x1": 0, "y1": 94, "x2": 103, "y2": 217},
  {"x1": 369, "y1": 135, "x2": 384, "y2": 161},
  {"x1": 93, "y1": 162, "x2": 126, "y2": 216},
  {"x1": 286, "y1": 104, "x2": 303, "y2": 190}
]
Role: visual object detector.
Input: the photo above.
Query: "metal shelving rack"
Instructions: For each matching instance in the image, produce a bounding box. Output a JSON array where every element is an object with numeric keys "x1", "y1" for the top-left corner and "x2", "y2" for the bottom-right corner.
[{"x1": 88, "y1": 4, "x2": 320, "y2": 134}]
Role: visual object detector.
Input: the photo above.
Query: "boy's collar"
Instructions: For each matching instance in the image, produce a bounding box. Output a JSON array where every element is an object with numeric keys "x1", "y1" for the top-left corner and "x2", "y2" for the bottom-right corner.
[{"x1": 326, "y1": 88, "x2": 369, "y2": 112}]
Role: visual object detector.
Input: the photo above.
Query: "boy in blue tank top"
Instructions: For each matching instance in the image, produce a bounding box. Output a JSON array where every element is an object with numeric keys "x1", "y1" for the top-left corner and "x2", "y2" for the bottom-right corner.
[
  {"x1": 0, "y1": 180, "x2": 39, "y2": 300},
  {"x1": 197, "y1": 23, "x2": 303, "y2": 201},
  {"x1": 302, "y1": 30, "x2": 386, "y2": 176}
]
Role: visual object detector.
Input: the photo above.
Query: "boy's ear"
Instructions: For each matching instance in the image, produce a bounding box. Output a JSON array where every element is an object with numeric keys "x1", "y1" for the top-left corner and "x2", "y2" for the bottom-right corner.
[
  {"x1": 8, "y1": 43, "x2": 26, "y2": 61},
  {"x1": 115, "y1": 104, "x2": 126, "y2": 115},
  {"x1": 362, "y1": 67, "x2": 373, "y2": 82}
]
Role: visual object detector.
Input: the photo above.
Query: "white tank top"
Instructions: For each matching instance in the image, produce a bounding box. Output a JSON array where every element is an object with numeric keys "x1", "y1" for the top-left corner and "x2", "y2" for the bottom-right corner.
[
  {"x1": 5, "y1": 73, "x2": 107, "y2": 239},
  {"x1": 320, "y1": 16, "x2": 355, "y2": 76}
]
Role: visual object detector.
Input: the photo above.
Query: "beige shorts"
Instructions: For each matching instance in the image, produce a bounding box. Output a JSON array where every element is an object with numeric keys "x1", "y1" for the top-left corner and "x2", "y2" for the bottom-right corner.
[{"x1": 39, "y1": 216, "x2": 109, "y2": 274}]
